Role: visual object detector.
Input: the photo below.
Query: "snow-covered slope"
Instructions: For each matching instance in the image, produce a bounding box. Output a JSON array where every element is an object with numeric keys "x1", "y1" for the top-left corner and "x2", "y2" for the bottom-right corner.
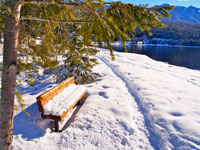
[
  {"x1": 13, "y1": 49, "x2": 200, "y2": 150},
  {"x1": 97, "y1": 49, "x2": 200, "y2": 150}
]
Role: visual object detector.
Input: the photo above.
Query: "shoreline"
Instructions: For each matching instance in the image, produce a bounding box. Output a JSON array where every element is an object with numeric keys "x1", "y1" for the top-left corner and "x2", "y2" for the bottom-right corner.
[{"x1": 112, "y1": 42, "x2": 200, "y2": 49}]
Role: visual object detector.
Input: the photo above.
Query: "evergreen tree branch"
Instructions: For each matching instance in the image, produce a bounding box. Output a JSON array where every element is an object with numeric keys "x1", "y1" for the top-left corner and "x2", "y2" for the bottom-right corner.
[{"x1": 20, "y1": 17, "x2": 91, "y2": 23}]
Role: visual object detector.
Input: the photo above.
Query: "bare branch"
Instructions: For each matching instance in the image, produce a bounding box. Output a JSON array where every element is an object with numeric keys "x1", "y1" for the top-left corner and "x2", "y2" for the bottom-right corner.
[
  {"x1": 20, "y1": 17, "x2": 91, "y2": 23},
  {"x1": 23, "y1": 0, "x2": 111, "y2": 5},
  {"x1": 23, "y1": 0, "x2": 79, "y2": 5}
]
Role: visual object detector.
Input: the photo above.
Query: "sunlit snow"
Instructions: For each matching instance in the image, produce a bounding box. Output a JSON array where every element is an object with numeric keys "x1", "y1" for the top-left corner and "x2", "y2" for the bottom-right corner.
[{"x1": 11, "y1": 48, "x2": 200, "y2": 150}]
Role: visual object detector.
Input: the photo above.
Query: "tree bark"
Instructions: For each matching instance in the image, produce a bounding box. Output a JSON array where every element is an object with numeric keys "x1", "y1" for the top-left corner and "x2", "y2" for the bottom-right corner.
[{"x1": 0, "y1": 0, "x2": 21, "y2": 150}]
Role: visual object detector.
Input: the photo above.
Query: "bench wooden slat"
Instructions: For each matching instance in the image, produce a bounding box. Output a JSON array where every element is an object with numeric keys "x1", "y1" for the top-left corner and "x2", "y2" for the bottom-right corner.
[
  {"x1": 41, "y1": 89, "x2": 87, "y2": 121},
  {"x1": 40, "y1": 77, "x2": 75, "y2": 100},
  {"x1": 36, "y1": 76, "x2": 75, "y2": 112}
]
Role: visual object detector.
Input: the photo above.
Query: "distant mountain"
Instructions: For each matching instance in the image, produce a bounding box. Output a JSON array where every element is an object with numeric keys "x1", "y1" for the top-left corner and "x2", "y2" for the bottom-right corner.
[
  {"x1": 159, "y1": 4, "x2": 200, "y2": 23},
  {"x1": 134, "y1": 4, "x2": 200, "y2": 46}
]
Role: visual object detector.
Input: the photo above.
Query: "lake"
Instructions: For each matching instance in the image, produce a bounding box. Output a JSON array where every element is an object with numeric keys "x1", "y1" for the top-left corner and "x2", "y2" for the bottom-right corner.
[{"x1": 110, "y1": 44, "x2": 200, "y2": 70}]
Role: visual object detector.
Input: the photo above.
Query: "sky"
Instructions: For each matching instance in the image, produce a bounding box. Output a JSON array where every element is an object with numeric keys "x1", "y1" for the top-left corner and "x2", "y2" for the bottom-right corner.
[{"x1": 111, "y1": 0, "x2": 200, "y2": 7}]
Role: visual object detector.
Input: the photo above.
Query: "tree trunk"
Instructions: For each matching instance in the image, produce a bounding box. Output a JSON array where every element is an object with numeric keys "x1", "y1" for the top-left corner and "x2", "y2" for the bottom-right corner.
[{"x1": 0, "y1": 0, "x2": 21, "y2": 150}]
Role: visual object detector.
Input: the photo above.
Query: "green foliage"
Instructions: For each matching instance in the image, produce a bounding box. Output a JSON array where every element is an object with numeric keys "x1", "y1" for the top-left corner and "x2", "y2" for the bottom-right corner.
[
  {"x1": 0, "y1": 0, "x2": 14, "y2": 35},
  {"x1": 15, "y1": 87, "x2": 29, "y2": 116},
  {"x1": 90, "y1": 2, "x2": 173, "y2": 57},
  {"x1": 63, "y1": 25, "x2": 99, "y2": 84},
  {"x1": 27, "y1": 78, "x2": 35, "y2": 86},
  {"x1": 2, "y1": 0, "x2": 174, "y2": 83},
  {"x1": 0, "y1": 1, "x2": 5, "y2": 38}
]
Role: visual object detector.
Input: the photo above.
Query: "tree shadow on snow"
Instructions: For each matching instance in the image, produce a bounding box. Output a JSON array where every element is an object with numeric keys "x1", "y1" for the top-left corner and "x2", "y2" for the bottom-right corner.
[
  {"x1": 13, "y1": 102, "x2": 50, "y2": 140},
  {"x1": 18, "y1": 82, "x2": 56, "y2": 96}
]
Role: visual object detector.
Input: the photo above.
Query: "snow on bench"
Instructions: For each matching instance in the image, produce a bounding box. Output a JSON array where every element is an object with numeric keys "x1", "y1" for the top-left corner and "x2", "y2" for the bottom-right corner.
[
  {"x1": 36, "y1": 76, "x2": 87, "y2": 132},
  {"x1": 43, "y1": 84, "x2": 86, "y2": 116}
]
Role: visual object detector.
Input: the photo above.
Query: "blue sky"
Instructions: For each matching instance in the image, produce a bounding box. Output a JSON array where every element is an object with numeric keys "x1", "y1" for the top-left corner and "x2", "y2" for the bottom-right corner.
[{"x1": 113, "y1": 0, "x2": 200, "y2": 7}]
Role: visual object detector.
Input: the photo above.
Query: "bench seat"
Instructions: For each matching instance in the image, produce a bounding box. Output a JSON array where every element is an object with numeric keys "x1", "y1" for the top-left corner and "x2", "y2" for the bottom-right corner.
[
  {"x1": 36, "y1": 76, "x2": 87, "y2": 132},
  {"x1": 43, "y1": 84, "x2": 87, "y2": 116}
]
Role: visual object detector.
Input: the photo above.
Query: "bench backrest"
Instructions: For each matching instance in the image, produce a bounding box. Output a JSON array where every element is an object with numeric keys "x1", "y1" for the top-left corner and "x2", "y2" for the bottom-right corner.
[{"x1": 36, "y1": 76, "x2": 75, "y2": 112}]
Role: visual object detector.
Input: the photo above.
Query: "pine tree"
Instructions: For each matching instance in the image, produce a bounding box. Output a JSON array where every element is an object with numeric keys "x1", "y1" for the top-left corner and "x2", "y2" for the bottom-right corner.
[
  {"x1": 0, "y1": 0, "x2": 173, "y2": 149},
  {"x1": 62, "y1": 24, "x2": 99, "y2": 83}
]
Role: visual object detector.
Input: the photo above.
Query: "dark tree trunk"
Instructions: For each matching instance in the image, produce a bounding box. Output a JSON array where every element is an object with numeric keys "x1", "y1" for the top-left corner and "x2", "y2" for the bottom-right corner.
[{"x1": 0, "y1": 0, "x2": 21, "y2": 150}]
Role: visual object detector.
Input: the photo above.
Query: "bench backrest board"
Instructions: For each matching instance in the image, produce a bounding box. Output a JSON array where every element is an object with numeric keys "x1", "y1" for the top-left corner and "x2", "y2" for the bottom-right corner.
[{"x1": 36, "y1": 76, "x2": 75, "y2": 112}]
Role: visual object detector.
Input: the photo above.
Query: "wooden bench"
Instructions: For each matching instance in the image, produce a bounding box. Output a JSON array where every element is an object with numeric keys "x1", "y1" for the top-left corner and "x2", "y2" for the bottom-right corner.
[{"x1": 36, "y1": 76, "x2": 87, "y2": 132}]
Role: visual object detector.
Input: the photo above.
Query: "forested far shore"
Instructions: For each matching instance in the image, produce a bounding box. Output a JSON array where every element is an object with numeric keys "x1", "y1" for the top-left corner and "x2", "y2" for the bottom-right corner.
[{"x1": 136, "y1": 20, "x2": 200, "y2": 46}]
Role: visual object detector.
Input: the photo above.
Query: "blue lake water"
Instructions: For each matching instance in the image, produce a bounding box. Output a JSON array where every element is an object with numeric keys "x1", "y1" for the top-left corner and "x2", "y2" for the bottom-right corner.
[{"x1": 110, "y1": 44, "x2": 200, "y2": 70}]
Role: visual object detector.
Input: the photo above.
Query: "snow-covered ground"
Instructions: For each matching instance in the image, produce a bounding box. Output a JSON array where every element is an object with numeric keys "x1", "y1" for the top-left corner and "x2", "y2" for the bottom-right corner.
[
  {"x1": 96, "y1": 49, "x2": 200, "y2": 150},
  {"x1": 10, "y1": 48, "x2": 200, "y2": 150}
]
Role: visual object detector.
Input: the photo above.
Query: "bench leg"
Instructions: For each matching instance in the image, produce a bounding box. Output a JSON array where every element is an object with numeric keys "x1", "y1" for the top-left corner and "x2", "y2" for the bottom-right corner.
[
  {"x1": 54, "y1": 120, "x2": 59, "y2": 132},
  {"x1": 77, "y1": 99, "x2": 83, "y2": 105},
  {"x1": 77, "y1": 100, "x2": 81, "y2": 105}
]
